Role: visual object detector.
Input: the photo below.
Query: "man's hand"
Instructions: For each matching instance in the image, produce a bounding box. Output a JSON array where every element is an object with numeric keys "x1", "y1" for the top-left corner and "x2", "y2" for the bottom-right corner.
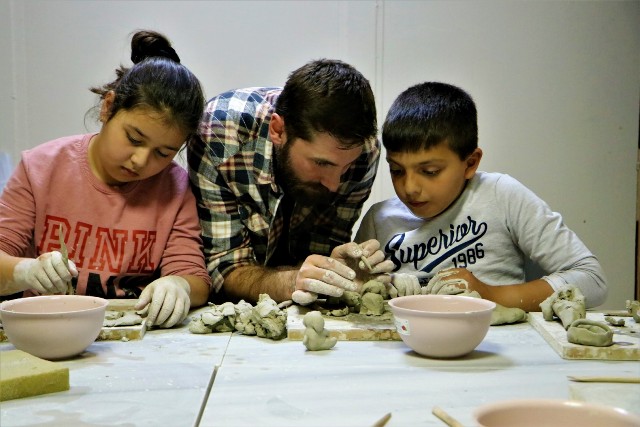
[
  {"x1": 331, "y1": 240, "x2": 393, "y2": 288},
  {"x1": 13, "y1": 252, "x2": 78, "y2": 294},
  {"x1": 292, "y1": 255, "x2": 358, "y2": 305},
  {"x1": 291, "y1": 240, "x2": 394, "y2": 306},
  {"x1": 135, "y1": 276, "x2": 191, "y2": 328}
]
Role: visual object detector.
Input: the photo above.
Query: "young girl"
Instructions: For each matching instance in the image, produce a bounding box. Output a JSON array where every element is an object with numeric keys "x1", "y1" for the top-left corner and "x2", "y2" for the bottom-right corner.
[{"x1": 0, "y1": 30, "x2": 212, "y2": 328}]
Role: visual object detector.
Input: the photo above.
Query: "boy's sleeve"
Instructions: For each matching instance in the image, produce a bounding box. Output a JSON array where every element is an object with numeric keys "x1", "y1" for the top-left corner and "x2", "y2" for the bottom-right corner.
[
  {"x1": 498, "y1": 175, "x2": 607, "y2": 308},
  {"x1": 354, "y1": 206, "x2": 377, "y2": 243}
]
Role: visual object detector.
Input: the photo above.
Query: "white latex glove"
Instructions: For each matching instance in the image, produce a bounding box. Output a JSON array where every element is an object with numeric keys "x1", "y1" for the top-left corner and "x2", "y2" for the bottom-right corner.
[
  {"x1": 391, "y1": 273, "x2": 422, "y2": 297},
  {"x1": 135, "y1": 276, "x2": 191, "y2": 328},
  {"x1": 423, "y1": 269, "x2": 468, "y2": 295},
  {"x1": 13, "y1": 252, "x2": 78, "y2": 294}
]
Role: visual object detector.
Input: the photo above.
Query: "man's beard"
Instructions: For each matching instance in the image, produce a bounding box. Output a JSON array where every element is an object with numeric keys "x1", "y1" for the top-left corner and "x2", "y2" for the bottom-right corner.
[{"x1": 274, "y1": 141, "x2": 333, "y2": 205}]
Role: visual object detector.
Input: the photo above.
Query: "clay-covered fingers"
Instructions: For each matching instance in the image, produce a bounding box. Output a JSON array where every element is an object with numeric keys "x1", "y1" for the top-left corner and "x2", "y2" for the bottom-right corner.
[
  {"x1": 292, "y1": 290, "x2": 318, "y2": 306},
  {"x1": 425, "y1": 269, "x2": 468, "y2": 295},
  {"x1": 296, "y1": 255, "x2": 358, "y2": 297},
  {"x1": 391, "y1": 273, "x2": 422, "y2": 297},
  {"x1": 422, "y1": 282, "x2": 466, "y2": 295},
  {"x1": 357, "y1": 240, "x2": 393, "y2": 274},
  {"x1": 329, "y1": 241, "x2": 363, "y2": 265}
]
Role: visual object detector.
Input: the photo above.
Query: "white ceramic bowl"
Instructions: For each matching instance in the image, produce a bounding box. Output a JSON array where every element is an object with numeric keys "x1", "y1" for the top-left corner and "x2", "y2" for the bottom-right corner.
[
  {"x1": 388, "y1": 294, "x2": 496, "y2": 358},
  {"x1": 473, "y1": 399, "x2": 640, "y2": 427},
  {"x1": 0, "y1": 295, "x2": 108, "y2": 360}
]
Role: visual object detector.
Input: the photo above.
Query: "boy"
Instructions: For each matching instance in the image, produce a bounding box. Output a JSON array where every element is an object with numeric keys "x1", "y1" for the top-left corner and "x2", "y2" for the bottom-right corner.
[{"x1": 355, "y1": 82, "x2": 607, "y2": 311}]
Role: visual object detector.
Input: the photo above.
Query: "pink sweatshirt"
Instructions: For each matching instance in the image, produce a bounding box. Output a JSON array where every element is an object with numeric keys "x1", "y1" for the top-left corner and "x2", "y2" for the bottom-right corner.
[{"x1": 0, "y1": 134, "x2": 212, "y2": 297}]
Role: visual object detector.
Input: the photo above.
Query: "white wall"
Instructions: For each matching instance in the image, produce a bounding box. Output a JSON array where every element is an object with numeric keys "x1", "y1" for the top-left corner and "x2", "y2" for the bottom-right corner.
[{"x1": 1, "y1": 0, "x2": 638, "y2": 309}]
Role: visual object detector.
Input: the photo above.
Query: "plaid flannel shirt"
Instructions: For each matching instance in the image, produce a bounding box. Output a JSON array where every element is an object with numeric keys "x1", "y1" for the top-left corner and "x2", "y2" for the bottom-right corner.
[{"x1": 187, "y1": 87, "x2": 380, "y2": 292}]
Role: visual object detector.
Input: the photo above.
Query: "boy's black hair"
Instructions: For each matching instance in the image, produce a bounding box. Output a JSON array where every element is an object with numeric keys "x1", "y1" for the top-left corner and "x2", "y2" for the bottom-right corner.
[{"x1": 382, "y1": 82, "x2": 478, "y2": 159}]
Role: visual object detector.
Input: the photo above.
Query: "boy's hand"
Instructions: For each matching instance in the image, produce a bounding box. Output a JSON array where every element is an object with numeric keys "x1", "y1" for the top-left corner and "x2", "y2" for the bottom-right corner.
[
  {"x1": 424, "y1": 268, "x2": 489, "y2": 297},
  {"x1": 390, "y1": 273, "x2": 422, "y2": 297}
]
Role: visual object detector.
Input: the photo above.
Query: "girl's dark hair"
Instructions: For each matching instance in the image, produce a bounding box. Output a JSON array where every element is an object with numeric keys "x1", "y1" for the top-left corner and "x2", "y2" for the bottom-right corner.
[
  {"x1": 90, "y1": 30, "x2": 205, "y2": 138},
  {"x1": 275, "y1": 59, "x2": 377, "y2": 149},
  {"x1": 382, "y1": 82, "x2": 478, "y2": 160}
]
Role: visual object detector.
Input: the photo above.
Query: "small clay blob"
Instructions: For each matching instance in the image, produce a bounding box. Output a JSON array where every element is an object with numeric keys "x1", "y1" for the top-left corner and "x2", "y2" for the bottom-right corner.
[
  {"x1": 627, "y1": 300, "x2": 640, "y2": 323},
  {"x1": 340, "y1": 291, "x2": 362, "y2": 311},
  {"x1": 360, "y1": 293, "x2": 385, "y2": 316},
  {"x1": 358, "y1": 280, "x2": 388, "y2": 316},
  {"x1": 604, "y1": 316, "x2": 625, "y2": 327},
  {"x1": 490, "y1": 303, "x2": 527, "y2": 326},
  {"x1": 103, "y1": 311, "x2": 144, "y2": 327},
  {"x1": 540, "y1": 286, "x2": 586, "y2": 329},
  {"x1": 567, "y1": 319, "x2": 613, "y2": 347},
  {"x1": 302, "y1": 311, "x2": 337, "y2": 351}
]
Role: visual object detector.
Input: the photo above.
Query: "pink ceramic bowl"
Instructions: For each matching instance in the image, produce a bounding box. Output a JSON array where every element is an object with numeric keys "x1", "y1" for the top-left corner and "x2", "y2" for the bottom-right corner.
[
  {"x1": 388, "y1": 294, "x2": 496, "y2": 358},
  {"x1": 473, "y1": 399, "x2": 640, "y2": 427},
  {"x1": 0, "y1": 295, "x2": 108, "y2": 360}
]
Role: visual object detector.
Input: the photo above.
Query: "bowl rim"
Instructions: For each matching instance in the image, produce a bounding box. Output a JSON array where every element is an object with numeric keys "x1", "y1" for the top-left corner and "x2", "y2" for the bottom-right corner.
[
  {"x1": 0, "y1": 295, "x2": 109, "y2": 316},
  {"x1": 388, "y1": 294, "x2": 496, "y2": 316},
  {"x1": 473, "y1": 398, "x2": 640, "y2": 423}
]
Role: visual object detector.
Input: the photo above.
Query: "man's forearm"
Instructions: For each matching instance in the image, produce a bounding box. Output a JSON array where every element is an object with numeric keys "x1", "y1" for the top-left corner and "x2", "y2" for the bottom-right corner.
[{"x1": 223, "y1": 265, "x2": 297, "y2": 304}]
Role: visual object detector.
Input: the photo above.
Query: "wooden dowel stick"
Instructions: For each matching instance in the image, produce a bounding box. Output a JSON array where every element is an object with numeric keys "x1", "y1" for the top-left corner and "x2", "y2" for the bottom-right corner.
[
  {"x1": 567, "y1": 375, "x2": 640, "y2": 383},
  {"x1": 432, "y1": 406, "x2": 464, "y2": 427}
]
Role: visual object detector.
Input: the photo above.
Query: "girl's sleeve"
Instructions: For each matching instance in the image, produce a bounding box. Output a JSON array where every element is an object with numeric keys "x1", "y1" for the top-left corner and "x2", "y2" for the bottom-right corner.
[
  {"x1": 0, "y1": 159, "x2": 36, "y2": 257},
  {"x1": 160, "y1": 179, "x2": 213, "y2": 290}
]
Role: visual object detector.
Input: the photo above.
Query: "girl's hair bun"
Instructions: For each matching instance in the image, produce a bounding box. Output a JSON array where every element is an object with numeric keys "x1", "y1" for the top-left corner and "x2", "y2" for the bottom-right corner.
[{"x1": 130, "y1": 30, "x2": 180, "y2": 64}]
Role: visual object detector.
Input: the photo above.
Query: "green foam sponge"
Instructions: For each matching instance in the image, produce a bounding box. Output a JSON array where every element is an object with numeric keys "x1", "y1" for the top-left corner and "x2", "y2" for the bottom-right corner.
[{"x1": 0, "y1": 350, "x2": 70, "y2": 401}]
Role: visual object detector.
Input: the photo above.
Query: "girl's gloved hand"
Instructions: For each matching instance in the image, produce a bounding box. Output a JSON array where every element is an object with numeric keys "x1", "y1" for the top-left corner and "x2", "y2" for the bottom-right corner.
[
  {"x1": 13, "y1": 252, "x2": 78, "y2": 294},
  {"x1": 135, "y1": 276, "x2": 191, "y2": 328}
]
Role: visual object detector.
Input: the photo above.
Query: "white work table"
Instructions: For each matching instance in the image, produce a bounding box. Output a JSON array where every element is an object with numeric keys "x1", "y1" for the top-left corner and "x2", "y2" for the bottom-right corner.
[{"x1": 1, "y1": 315, "x2": 639, "y2": 427}]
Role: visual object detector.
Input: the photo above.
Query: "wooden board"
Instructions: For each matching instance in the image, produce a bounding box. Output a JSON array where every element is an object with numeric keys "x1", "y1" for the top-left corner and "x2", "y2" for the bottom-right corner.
[
  {"x1": 286, "y1": 304, "x2": 400, "y2": 341},
  {"x1": 99, "y1": 299, "x2": 146, "y2": 341},
  {"x1": 529, "y1": 312, "x2": 639, "y2": 360}
]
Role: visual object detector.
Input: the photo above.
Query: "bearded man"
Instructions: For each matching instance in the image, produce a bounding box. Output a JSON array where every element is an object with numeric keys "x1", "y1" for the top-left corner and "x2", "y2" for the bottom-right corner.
[{"x1": 188, "y1": 59, "x2": 392, "y2": 305}]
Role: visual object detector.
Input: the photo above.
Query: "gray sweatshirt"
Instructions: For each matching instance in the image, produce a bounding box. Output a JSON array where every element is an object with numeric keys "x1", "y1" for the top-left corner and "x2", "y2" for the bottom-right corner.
[{"x1": 355, "y1": 172, "x2": 607, "y2": 308}]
